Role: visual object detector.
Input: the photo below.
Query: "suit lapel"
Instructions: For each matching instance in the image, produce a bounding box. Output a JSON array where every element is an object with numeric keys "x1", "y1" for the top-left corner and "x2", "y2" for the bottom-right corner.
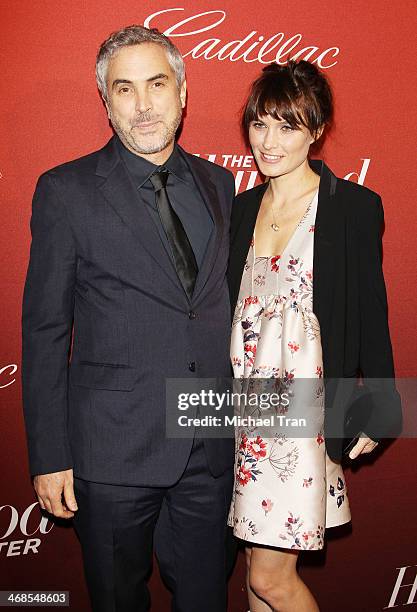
[
  {"x1": 180, "y1": 149, "x2": 225, "y2": 302},
  {"x1": 95, "y1": 138, "x2": 181, "y2": 293}
]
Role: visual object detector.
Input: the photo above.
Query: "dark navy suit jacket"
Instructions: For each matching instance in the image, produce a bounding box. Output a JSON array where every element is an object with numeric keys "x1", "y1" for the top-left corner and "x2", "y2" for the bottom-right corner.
[{"x1": 22, "y1": 136, "x2": 235, "y2": 485}]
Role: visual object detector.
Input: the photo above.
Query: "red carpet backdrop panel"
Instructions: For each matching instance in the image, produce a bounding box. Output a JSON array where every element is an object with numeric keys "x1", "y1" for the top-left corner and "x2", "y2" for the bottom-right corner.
[{"x1": 1, "y1": 1, "x2": 416, "y2": 610}]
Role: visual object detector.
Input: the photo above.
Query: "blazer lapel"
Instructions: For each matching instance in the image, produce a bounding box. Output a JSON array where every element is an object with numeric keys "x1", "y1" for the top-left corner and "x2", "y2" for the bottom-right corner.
[
  {"x1": 311, "y1": 159, "x2": 339, "y2": 333},
  {"x1": 95, "y1": 138, "x2": 181, "y2": 293},
  {"x1": 181, "y1": 149, "x2": 225, "y2": 302},
  {"x1": 228, "y1": 182, "x2": 268, "y2": 311},
  {"x1": 235, "y1": 182, "x2": 268, "y2": 247}
]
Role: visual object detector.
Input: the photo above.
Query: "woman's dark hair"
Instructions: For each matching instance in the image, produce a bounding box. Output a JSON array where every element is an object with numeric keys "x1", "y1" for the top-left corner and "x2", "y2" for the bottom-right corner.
[{"x1": 242, "y1": 60, "x2": 333, "y2": 145}]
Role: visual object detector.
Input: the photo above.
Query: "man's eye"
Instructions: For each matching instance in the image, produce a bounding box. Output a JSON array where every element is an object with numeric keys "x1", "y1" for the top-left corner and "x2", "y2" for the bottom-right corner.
[
  {"x1": 118, "y1": 87, "x2": 131, "y2": 94},
  {"x1": 152, "y1": 81, "x2": 165, "y2": 88}
]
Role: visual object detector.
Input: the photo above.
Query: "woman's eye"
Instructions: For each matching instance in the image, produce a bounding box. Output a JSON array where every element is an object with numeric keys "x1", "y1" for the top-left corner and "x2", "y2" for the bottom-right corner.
[
  {"x1": 281, "y1": 125, "x2": 294, "y2": 132},
  {"x1": 252, "y1": 122, "x2": 265, "y2": 129}
]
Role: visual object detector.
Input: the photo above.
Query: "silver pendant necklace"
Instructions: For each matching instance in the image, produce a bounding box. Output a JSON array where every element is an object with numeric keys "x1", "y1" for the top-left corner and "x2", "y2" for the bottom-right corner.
[
  {"x1": 270, "y1": 202, "x2": 280, "y2": 232},
  {"x1": 270, "y1": 194, "x2": 315, "y2": 232}
]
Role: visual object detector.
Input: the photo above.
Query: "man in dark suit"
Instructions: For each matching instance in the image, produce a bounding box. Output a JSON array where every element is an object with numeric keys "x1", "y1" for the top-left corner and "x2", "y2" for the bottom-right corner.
[{"x1": 22, "y1": 25, "x2": 235, "y2": 612}]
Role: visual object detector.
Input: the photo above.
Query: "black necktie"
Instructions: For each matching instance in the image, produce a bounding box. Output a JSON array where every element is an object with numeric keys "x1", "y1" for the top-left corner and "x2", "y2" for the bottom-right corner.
[{"x1": 149, "y1": 169, "x2": 198, "y2": 299}]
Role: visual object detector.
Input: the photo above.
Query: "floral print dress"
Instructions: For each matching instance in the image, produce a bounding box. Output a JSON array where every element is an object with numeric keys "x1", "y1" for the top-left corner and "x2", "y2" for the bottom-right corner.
[{"x1": 227, "y1": 190, "x2": 351, "y2": 550}]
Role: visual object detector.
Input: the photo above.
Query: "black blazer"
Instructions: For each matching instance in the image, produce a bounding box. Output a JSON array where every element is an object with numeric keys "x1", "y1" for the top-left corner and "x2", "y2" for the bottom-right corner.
[
  {"x1": 22, "y1": 136, "x2": 235, "y2": 484},
  {"x1": 228, "y1": 159, "x2": 402, "y2": 461}
]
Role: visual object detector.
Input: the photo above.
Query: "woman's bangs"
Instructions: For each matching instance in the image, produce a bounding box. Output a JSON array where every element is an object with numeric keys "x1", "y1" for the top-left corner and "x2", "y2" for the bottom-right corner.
[{"x1": 255, "y1": 90, "x2": 304, "y2": 128}]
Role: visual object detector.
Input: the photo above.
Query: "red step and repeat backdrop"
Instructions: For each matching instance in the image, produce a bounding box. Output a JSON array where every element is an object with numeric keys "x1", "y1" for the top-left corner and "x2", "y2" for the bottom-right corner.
[{"x1": 1, "y1": 1, "x2": 417, "y2": 610}]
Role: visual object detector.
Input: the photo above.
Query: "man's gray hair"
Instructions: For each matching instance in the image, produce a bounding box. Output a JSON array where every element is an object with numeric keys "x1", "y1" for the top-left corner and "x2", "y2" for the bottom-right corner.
[{"x1": 96, "y1": 25, "x2": 185, "y2": 101}]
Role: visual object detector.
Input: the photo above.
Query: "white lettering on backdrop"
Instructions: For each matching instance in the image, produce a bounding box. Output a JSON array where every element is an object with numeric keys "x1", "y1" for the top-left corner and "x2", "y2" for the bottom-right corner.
[
  {"x1": 193, "y1": 155, "x2": 371, "y2": 192},
  {"x1": 144, "y1": 9, "x2": 340, "y2": 68},
  {"x1": 0, "y1": 364, "x2": 17, "y2": 389},
  {"x1": 0, "y1": 502, "x2": 53, "y2": 558}
]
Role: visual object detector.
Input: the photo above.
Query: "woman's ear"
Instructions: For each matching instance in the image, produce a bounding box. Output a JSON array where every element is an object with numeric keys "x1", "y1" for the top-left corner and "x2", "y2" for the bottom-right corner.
[{"x1": 313, "y1": 125, "x2": 325, "y2": 143}]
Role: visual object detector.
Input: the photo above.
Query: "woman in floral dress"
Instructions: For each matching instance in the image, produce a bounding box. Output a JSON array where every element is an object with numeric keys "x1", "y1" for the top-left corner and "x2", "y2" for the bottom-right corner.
[{"x1": 226, "y1": 61, "x2": 398, "y2": 611}]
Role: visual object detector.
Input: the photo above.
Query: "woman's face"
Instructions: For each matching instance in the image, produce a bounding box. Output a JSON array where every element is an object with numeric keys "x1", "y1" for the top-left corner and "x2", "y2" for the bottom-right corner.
[{"x1": 249, "y1": 113, "x2": 317, "y2": 178}]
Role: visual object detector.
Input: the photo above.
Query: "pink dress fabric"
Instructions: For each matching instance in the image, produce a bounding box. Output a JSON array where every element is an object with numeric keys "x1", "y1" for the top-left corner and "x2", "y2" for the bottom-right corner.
[{"x1": 227, "y1": 190, "x2": 351, "y2": 550}]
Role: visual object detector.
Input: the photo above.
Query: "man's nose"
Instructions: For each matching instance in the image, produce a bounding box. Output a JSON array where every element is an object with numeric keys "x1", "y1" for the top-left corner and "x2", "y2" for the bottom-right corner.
[{"x1": 135, "y1": 91, "x2": 152, "y2": 114}]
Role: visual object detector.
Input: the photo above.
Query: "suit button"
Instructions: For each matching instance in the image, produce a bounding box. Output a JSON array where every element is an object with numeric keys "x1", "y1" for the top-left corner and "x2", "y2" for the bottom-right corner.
[
  {"x1": 188, "y1": 361, "x2": 196, "y2": 372},
  {"x1": 188, "y1": 311, "x2": 196, "y2": 320}
]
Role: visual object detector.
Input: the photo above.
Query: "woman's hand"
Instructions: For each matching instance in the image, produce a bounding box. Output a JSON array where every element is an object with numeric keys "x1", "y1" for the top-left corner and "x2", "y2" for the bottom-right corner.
[{"x1": 348, "y1": 435, "x2": 378, "y2": 460}]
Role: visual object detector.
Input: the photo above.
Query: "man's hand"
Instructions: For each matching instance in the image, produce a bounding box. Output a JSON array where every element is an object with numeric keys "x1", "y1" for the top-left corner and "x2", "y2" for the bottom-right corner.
[
  {"x1": 348, "y1": 435, "x2": 378, "y2": 460},
  {"x1": 33, "y1": 469, "x2": 78, "y2": 519}
]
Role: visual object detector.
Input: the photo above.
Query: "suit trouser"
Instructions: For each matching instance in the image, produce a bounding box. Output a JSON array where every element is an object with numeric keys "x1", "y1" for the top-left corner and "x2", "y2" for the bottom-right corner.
[{"x1": 72, "y1": 437, "x2": 233, "y2": 612}]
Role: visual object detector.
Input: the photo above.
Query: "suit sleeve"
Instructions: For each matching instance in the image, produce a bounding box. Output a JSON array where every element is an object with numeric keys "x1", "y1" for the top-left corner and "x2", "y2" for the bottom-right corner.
[
  {"x1": 358, "y1": 194, "x2": 402, "y2": 440},
  {"x1": 22, "y1": 173, "x2": 76, "y2": 476}
]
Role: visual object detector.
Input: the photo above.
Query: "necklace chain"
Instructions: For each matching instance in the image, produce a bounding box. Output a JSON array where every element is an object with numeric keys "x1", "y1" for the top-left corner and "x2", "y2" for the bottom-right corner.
[
  {"x1": 270, "y1": 192, "x2": 316, "y2": 232},
  {"x1": 270, "y1": 202, "x2": 280, "y2": 232}
]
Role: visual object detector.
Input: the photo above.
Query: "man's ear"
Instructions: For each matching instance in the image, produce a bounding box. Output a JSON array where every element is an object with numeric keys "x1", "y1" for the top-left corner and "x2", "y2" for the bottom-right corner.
[
  {"x1": 180, "y1": 79, "x2": 187, "y2": 109},
  {"x1": 103, "y1": 97, "x2": 111, "y2": 119}
]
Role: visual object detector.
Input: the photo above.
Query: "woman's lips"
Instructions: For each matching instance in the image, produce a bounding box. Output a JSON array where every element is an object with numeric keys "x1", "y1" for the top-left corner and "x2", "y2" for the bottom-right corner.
[{"x1": 259, "y1": 152, "x2": 284, "y2": 164}]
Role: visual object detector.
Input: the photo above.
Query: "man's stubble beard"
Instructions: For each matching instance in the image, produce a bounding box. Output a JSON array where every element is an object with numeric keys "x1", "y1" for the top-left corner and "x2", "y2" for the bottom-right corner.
[{"x1": 109, "y1": 106, "x2": 183, "y2": 156}]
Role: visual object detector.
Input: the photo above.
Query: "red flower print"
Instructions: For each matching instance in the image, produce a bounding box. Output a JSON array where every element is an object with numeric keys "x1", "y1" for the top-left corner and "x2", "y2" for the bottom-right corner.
[
  {"x1": 239, "y1": 433, "x2": 248, "y2": 450},
  {"x1": 316, "y1": 432, "x2": 324, "y2": 446},
  {"x1": 244, "y1": 296, "x2": 259, "y2": 307},
  {"x1": 237, "y1": 464, "x2": 252, "y2": 486},
  {"x1": 285, "y1": 512, "x2": 299, "y2": 526},
  {"x1": 248, "y1": 436, "x2": 267, "y2": 459},
  {"x1": 288, "y1": 341, "x2": 300, "y2": 355},
  {"x1": 305, "y1": 269, "x2": 313, "y2": 280},
  {"x1": 316, "y1": 366, "x2": 323, "y2": 378},
  {"x1": 309, "y1": 224, "x2": 315, "y2": 232},
  {"x1": 244, "y1": 343, "x2": 257, "y2": 356},
  {"x1": 262, "y1": 499, "x2": 273, "y2": 515},
  {"x1": 271, "y1": 255, "x2": 280, "y2": 272},
  {"x1": 303, "y1": 477, "x2": 313, "y2": 488}
]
